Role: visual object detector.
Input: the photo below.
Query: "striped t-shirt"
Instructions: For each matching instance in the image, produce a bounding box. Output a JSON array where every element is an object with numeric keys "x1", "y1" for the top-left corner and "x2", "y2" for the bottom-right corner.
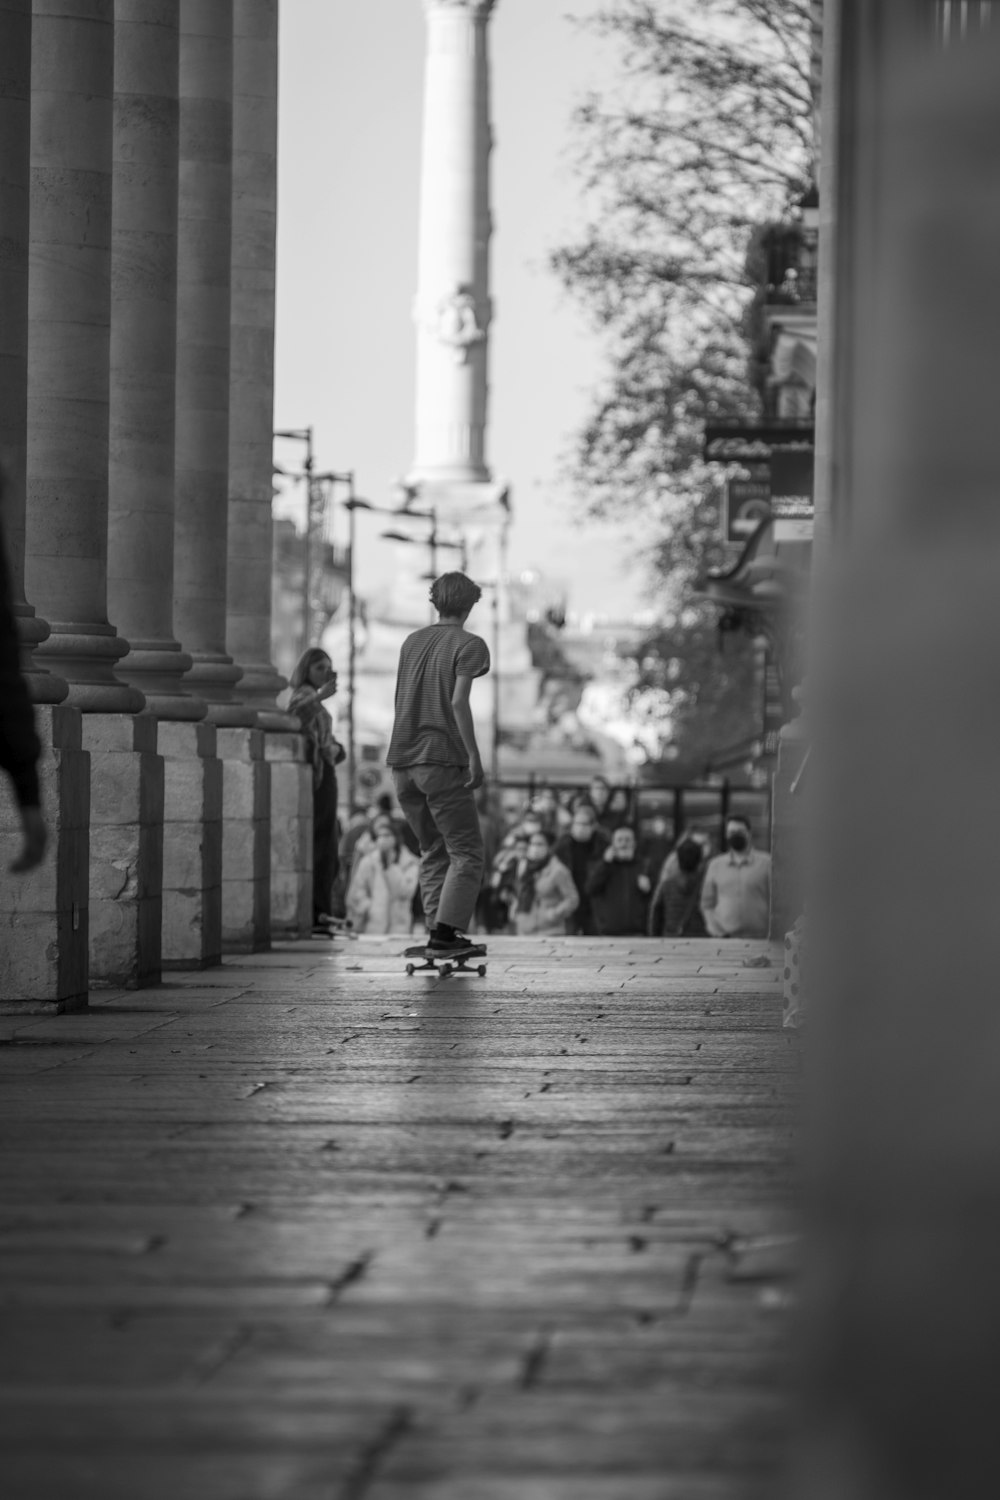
[{"x1": 386, "y1": 623, "x2": 491, "y2": 768}]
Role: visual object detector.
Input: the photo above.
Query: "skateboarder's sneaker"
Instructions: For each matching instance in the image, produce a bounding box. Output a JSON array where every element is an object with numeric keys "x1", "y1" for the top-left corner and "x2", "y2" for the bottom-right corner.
[{"x1": 426, "y1": 934, "x2": 485, "y2": 957}]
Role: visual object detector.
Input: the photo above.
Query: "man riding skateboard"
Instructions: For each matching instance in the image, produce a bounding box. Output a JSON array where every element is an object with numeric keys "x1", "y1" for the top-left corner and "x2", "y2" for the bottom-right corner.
[{"x1": 387, "y1": 572, "x2": 490, "y2": 959}]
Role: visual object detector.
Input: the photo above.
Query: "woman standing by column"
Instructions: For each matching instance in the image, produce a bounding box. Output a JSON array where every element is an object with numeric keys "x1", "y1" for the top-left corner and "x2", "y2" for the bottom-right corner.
[{"x1": 288, "y1": 648, "x2": 346, "y2": 933}]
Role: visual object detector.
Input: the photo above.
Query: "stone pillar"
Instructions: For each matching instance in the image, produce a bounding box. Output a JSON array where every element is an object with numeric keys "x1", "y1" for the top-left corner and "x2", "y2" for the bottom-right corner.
[
  {"x1": 228, "y1": 0, "x2": 286, "y2": 726},
  {"x1": 108, "y1": 0, "x2": 202, "y2": 720},
  {"x1": 410, "y1": 0, "x2": 496, "y2": 485},
  {"x1": 0, "y1": 707, "x2": 89, "y2": 1012},
  {"x1": 25, "y1": 0, "x2": 142, "y2": 713},
  {"x1": 266, "y1": 732, "x2": 312, "y2": 938},
  {"x1": 0, "y1": 0, "x2": 65, "y2": 705},
  {"x1": 160, "y1": 722, "x2": 222, "y2": 968},
  {"x1": 173, "y1": 0, "x2": 243, "y2": 719},
  {"x1": 83, "y1": 715, "x2": 163, "y2": 987},
  {"x1": 218, "y1": 727, "x2": 268, "y2": 951},
  {"x1": 223, "y1": 0, "x2": 292, "y2": 949}
]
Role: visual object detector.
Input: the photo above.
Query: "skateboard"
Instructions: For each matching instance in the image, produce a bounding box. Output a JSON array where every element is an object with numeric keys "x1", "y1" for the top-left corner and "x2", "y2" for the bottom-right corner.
[
  {"x1": 403, "y1": 943, "x2": 487, "y2": 978},
  {"x1": 313, "y1": 915, "x2": 357, "y2": 940}
]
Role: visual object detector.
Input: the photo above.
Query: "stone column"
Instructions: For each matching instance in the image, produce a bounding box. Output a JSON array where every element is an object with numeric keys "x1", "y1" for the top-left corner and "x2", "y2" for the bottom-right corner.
[
  {"x1": 410, "y1": 0, "x2": 496, "y2": 485},
  {"x1": 109, "y1": 0, "x2": 202, "y2": 721},
  {"x1": 0, "y1": 0, "x2": 65, "y2": 705},
  {"x1": 219, "y1": 0, "x2": 292, "y2": 951},
  {"x1": 173, "y1": 0, "x2": 243, "y2": 718},
  {"x1": 25, "y1": 0, "x2": 142, "y2": 713},
  {"x1": 228, "y1": 0, "x2": 286, "y2": 726},
  {"x1": 0, "y1": 6, "x2": 78, "y2": 1015},
  {"x1": 164, "y1": 0, "x2": 239, "y2": 967}
]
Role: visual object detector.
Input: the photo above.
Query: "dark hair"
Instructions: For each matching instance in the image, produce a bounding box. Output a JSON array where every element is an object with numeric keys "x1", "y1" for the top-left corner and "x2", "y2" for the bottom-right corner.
[
  {"x1": 429, "y1": 571, "x2": 482, "y2": 617},
  {"x1": 375, "y1": 792, "x2": 393, "y2": 815},
  {"x1": 676, "y1": 838, "x2": 703, "y2": 873},
  {"x1": 289, "y1": 646, "x2": 331, "y2": 689},
  {"x1": 726, "y1": 813, "x2": 752, "y2": 830},
  {"x1": 526, "y1": 827, "x2": 554, "y2": 849}
]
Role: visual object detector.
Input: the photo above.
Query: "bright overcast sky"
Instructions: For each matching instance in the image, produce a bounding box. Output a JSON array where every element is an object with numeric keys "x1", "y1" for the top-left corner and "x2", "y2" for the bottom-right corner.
[{"x1": 273, "y1": 0, "x2": 643, "y2": 618}]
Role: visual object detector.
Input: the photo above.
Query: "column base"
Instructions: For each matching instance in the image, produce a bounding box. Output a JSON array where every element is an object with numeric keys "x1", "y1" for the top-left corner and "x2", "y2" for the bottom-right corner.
[
  {"x1": 0, "y1": 705, "x2": 89, "y2": 1013},
  {"x1": 14, "y1": 606, "x2": 69, "y2": 705},
  {"x1": 265, "y1": 730, "x2": 312, "y2": 939},
  {"x1": 218, "y1": 727, "x2": 270, "y2": 952},
  {"x1": 116, "y1": 641, "x2": 207, "y2": 722},
  {"x1": 33, "y1": 624, "x2": 144, "y2": 714},
  {"x1": 83, "y1": 714, "x2": 164, "y2": 989},
  {"x1": 160, "y1": 722, "x2": 222, "y2": 969}
]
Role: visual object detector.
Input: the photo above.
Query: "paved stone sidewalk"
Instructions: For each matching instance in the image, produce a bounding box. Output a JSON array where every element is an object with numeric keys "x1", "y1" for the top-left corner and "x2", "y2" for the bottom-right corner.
[{"x1": 0, "y1": 935, "x2": 798, "y2": 1499}]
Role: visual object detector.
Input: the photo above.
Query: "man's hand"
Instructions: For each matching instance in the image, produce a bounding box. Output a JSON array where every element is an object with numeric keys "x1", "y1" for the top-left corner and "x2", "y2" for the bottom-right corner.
[
  {"x1": 10, "y1": 804, "x2": 47, "y2": 873},
  {"x1": 464, "y1": 758, "x2": 485, "y2": 791},
  {"x1": 603, "y1": 847, "x2": 616, "y2": 863},
  {"x1": 637, "y1": 874, "x2": 651, "y2": 894}
]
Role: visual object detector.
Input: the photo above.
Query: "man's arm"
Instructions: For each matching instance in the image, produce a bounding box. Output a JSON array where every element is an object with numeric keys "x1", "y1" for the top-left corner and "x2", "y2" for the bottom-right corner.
[{"x1": 451, "y1": 674, "x2": 484, "y2": 790}]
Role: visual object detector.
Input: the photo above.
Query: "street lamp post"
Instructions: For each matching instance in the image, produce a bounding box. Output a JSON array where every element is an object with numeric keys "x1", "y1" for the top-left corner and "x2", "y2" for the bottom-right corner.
[{"x1": 274, "y1": 426, "x2": 315, "y2": 654}]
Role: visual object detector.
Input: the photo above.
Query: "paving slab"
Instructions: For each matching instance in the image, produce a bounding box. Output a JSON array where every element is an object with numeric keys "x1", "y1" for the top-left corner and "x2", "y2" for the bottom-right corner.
[{"x1": 0, "y1": 935, "x2": 797, "y2": 1498}]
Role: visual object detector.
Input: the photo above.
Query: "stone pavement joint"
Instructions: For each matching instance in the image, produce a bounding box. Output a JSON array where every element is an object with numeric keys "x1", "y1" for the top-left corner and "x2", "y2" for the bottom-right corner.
[{"x1": 0, "y1": 934, "x2": 797, "y2": 1499}]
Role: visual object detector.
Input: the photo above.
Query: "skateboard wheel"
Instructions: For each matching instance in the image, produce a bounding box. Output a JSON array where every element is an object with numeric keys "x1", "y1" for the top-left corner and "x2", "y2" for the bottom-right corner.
[
  {"x1": 405, "y1": 963, "x2": 414, "y2": 976},
  {"x1": 477, "y1": 964, "x2": 486, "y2": 977}
]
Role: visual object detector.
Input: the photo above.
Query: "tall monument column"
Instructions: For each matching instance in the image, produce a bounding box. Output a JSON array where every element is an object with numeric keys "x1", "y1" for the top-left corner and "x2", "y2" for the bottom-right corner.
[{"x1": 410, "y1": 0, "x2": 496, "y2": 486}]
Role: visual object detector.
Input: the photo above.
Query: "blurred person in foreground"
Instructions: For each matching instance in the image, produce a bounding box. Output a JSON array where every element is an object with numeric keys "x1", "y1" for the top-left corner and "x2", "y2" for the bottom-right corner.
[
  {"x1": 0, "y1": 513, "x2": 46, "y2": 873},
  {"x1": 648, "y1": 837, "x2": 708, "y2": 938},
  {"x1": 288, "y1": 647, "x2": 346, "y2": 933},
  {"x1": 586, "y1": 824, "x2": 652, "y2": 937},
  {"x1": 699, "y1": 814, "x2": 770, "y2": 939},
  {"x1": 554, "y1": 798, "x2": 609, "y2": 935},
  {"x1": 512, "y1": 828, "x2": 578, "y2": 936},
  {"x1": 386, "y1": 572, "x2": 490, "y2": 956}
]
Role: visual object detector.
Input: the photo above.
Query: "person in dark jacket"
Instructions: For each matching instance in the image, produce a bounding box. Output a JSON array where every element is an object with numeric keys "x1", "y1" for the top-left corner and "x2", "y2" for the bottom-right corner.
[
  {"x1": 648, "y1": 837, "x2": 708, "y2": 937},
  {"x1": 554, "y1": 799, "x2": 609, "y2": 934},
  {"x1": 586, "y1": 825, "x2": 652, "y2": 937},
  {"x1": 0, "y1": 517, "x2": 46, "y2": 872}
]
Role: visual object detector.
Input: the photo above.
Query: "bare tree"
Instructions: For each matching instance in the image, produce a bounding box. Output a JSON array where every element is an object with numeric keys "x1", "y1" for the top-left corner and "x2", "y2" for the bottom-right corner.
[{"x1": 554, "y1": 0, "x2": 816, "y2": 601}]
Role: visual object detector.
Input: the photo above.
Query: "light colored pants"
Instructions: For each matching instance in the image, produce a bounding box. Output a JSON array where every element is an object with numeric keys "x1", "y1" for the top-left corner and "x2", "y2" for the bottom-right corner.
[{"x1": 392, "y1": 764, "x2": 484, "y2": 932}]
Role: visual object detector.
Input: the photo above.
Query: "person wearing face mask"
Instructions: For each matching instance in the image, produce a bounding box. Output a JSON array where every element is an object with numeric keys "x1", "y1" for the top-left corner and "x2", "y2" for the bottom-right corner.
[
  {"x1": 586, "y1": 824, "x2": 653, "y2": 937},
  {"x1": 346, "y1": 822, "x2": 420, "y2": 935},
  {"x1": 554, "y1": 798, "x2": 610, "y2": 935},
  {"x1": 513, "y1": 829, "x2": 579, "y2": 936},
  {"x1": 700, "y1": 815, "x2": 772, "y2": 938}
]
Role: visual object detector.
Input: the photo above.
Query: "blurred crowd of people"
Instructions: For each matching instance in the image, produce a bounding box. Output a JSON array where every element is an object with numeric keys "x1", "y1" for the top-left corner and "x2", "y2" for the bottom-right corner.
[{"x1": 327, "y1": 773, "x2": 771, "y2": 942}]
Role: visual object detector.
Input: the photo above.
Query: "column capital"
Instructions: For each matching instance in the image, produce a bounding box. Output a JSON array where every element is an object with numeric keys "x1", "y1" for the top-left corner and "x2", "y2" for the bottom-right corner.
[{"x1": 423, "y1": 0, "x2": 495, "y2": 15}]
